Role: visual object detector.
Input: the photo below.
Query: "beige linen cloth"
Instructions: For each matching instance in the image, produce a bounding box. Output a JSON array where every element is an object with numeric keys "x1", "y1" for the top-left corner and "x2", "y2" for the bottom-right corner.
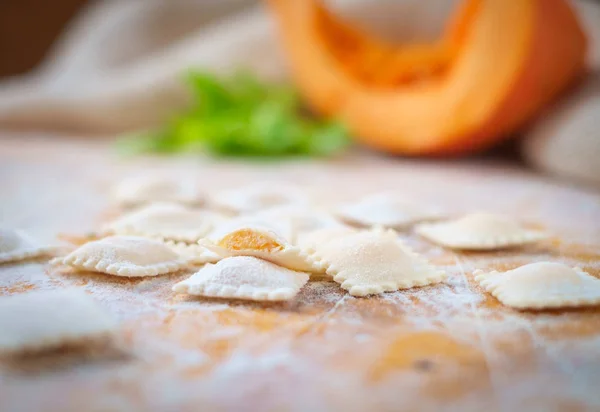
[{"x1": 0, "y1": 0, "x2": 598, "y2": 185}]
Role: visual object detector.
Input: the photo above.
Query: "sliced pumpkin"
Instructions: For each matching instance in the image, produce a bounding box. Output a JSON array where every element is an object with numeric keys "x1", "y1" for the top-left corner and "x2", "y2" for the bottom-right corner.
[{"x1": 267, "y1": 0, "x2": 587, "y2": 155}]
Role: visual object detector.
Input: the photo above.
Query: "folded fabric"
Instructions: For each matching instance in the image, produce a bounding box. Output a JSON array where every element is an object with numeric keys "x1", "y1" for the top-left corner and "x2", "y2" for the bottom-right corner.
[
  {"x1": 0, "y1": 0, "x2": 280, "y2": 133},
  {"x1": 0, "y1": 0, "x2": 479, "y2": 133},
  {"x1": 522, "y1": 72, "x2": 600, "y2": 187}
]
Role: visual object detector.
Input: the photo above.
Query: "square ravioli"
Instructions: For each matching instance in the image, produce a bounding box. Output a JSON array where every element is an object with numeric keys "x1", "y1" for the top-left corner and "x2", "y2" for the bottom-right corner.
[
  {"x1": 335, "y1": 192, "x2": 443, "y2": 229},
  {"x1": 112, "y1": 174, "x2": 203, "y2": 207},
  {"x1": 200, "y1": 221, "x2": 323, "y2": 273},
  {"x1": 296, "y1": 226, "x2": 358, "y2": 251},
  {"x1": 309, "y1": 229, "x2": 446, "y2": 296},
  {"x1": 250, "y1": 205, "x2": 345, "y2": 244},
  {"x1": 0, "y1": 289, "x2": 118, "y2": 354},
  {"x1": 416, "y1": 212, "x2": 546, "y2": 250},
  {"x1": 162, "y1": 240, "x2": 221, "y2": 265},
  {"x1": 52, "y1": 236, "x2": 190, "y2": 277},
  {"x1": 209, "y1": 182, "x2": 308, "y2": 214},
  {"x1": 103, "y1": 202, "x2": 218, "y2": 243},
  {"x1": 474, "y1": 262, "x2": 600, "y2": 309},
  {"x1": 0, "y1": 228, "x2": 56, "y2": 263},
  {"x1": 173, "y1": 256, "x2": 309, "y2": 301}
]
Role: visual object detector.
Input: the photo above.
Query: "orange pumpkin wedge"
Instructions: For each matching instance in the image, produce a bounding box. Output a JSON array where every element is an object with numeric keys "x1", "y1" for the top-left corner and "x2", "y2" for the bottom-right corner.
[{"x1": 267, "y1": 0, "x2": 587, "y2": 155}]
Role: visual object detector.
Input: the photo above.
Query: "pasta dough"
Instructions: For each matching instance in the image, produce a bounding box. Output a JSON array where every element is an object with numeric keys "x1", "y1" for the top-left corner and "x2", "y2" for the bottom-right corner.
[
  {"x1": 310, "y1": 229, "x2": 445, "y2": 296},
  {"x1": 53, "y1": 236, "x2": 189, "y2": 277},
  {"x1": 163, "y1": 240, "x2": 221, "y2": 265},
  {"x1": 209, "y1": 182, "x2": 307, "y2": 214},
  {"x1": 250, "y1": 205, "x2": 344, "y2": 243},
  {"x1": 0, "y1": 289, "x2": 118, "y2": 354},
  {"x1": 112, "y1": 174, "x2": 203, "y2": 207},
  {"x1": 474, "y1": 262, "x2": 600, "y2": 309},
  {"x1": 172, "y1": 256, "x2": 309, "y2": 301},
  {"x1": 103, "y1": 202, "x2": 217, "y2": 242},
  {"x1": 200, "y1": 222, "x2": 323, "y2": 273},
  {"x1": 0, "y1": 228, "x2": 56, "y2": 263},
  {"x1": 297, "y1": 226, "x2": 357, "y2": 250},
  {"x1": 415, "y1": 212, "x2": 546, "y2": 250},
  {"x1": 336, "y1": 192, "x2": 442, "y2": 229}
]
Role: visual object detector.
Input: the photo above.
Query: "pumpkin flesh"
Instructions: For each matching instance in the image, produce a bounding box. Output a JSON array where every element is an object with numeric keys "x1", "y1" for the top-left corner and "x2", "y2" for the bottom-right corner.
[{"x1": 267, "y1": 0, "x2": 587, "y2": 155}]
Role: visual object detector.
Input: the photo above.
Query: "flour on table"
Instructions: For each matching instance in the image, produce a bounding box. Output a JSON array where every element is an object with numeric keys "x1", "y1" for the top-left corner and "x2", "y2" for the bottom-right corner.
[
  {"x1": 0, "y1": 289, "x2": 118, "y2": 354},
  {"x1": 335, "y1": 192, "x2": 443, "y2": 229},
  {"x1": 103, "y1": 202, "x2": 217, "y2": 243},
  {"x1": 416, "y1": 212, "x2": 547, "y2": 250},
  {"x1": 0, "y1": 228, "x2": 57, "y2": 263},
  {"x1": 173, "y1": 256, "x2": 309, "y2": 302},
  {"x1": 111, "y1": 174, "x2": 204, "y2": 207},
  {"x1": 52, "y1": 236, "x2": 189, "y2": 277},
  {"x1": 474, "y1": 262, "x2": 600, "y2": 309},
  {"x1": 201, "y1": 222, "x2": 322, "y2": 273},
  {"x1": 310, "y1": 228, "x2": 446, "y2": 296},
  {"x1": 209, "y1": 182, "x2": 308, "y2": 215}
]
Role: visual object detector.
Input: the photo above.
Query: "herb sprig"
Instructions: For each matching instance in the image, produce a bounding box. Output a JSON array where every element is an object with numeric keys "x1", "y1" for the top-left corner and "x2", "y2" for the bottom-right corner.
[{"x1": 117, "y1": 71, "x2": 350, "y2": 157}]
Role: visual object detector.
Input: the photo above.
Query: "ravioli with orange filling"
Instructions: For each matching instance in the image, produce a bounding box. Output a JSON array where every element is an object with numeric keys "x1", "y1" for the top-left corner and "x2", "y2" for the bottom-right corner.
[
  {"x1": 218, "y1": 229, "x2": 284, "y2": 252},
  {"x1": 200, "y1": 222, "x2": 322, "y2": 273}
]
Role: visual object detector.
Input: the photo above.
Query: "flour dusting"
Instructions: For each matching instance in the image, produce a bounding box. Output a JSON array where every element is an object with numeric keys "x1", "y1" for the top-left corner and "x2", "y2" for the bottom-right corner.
[{"x1": 2, "y1": 139, "x2": 600, "y2": 411}]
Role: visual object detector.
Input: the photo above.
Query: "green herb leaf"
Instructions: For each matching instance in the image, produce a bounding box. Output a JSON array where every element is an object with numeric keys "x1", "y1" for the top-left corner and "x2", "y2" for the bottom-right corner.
[
  {"x1": 117, "y1": 70, "x2": 351, "y2": 158},
  {"x1": 301, "y1": 121, "x2": 350, "y2": 156}
]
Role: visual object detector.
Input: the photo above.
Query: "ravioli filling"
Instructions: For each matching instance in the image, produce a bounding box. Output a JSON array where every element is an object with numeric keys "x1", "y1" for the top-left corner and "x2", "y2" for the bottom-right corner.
[{"x1": 218, "y1": 230, "x2": 284, "y2": 252}]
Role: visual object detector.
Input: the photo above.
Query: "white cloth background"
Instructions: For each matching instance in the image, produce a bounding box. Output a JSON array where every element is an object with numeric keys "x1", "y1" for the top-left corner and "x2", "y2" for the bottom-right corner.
[{"x1": 0, "y1": 0, "x2": 598, "y2": 185}]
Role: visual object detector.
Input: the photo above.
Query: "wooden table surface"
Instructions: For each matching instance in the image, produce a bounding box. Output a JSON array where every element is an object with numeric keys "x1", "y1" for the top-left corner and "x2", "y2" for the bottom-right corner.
[{"x1": 1, "y1": 135, "x2": 600, "y2": 412}]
